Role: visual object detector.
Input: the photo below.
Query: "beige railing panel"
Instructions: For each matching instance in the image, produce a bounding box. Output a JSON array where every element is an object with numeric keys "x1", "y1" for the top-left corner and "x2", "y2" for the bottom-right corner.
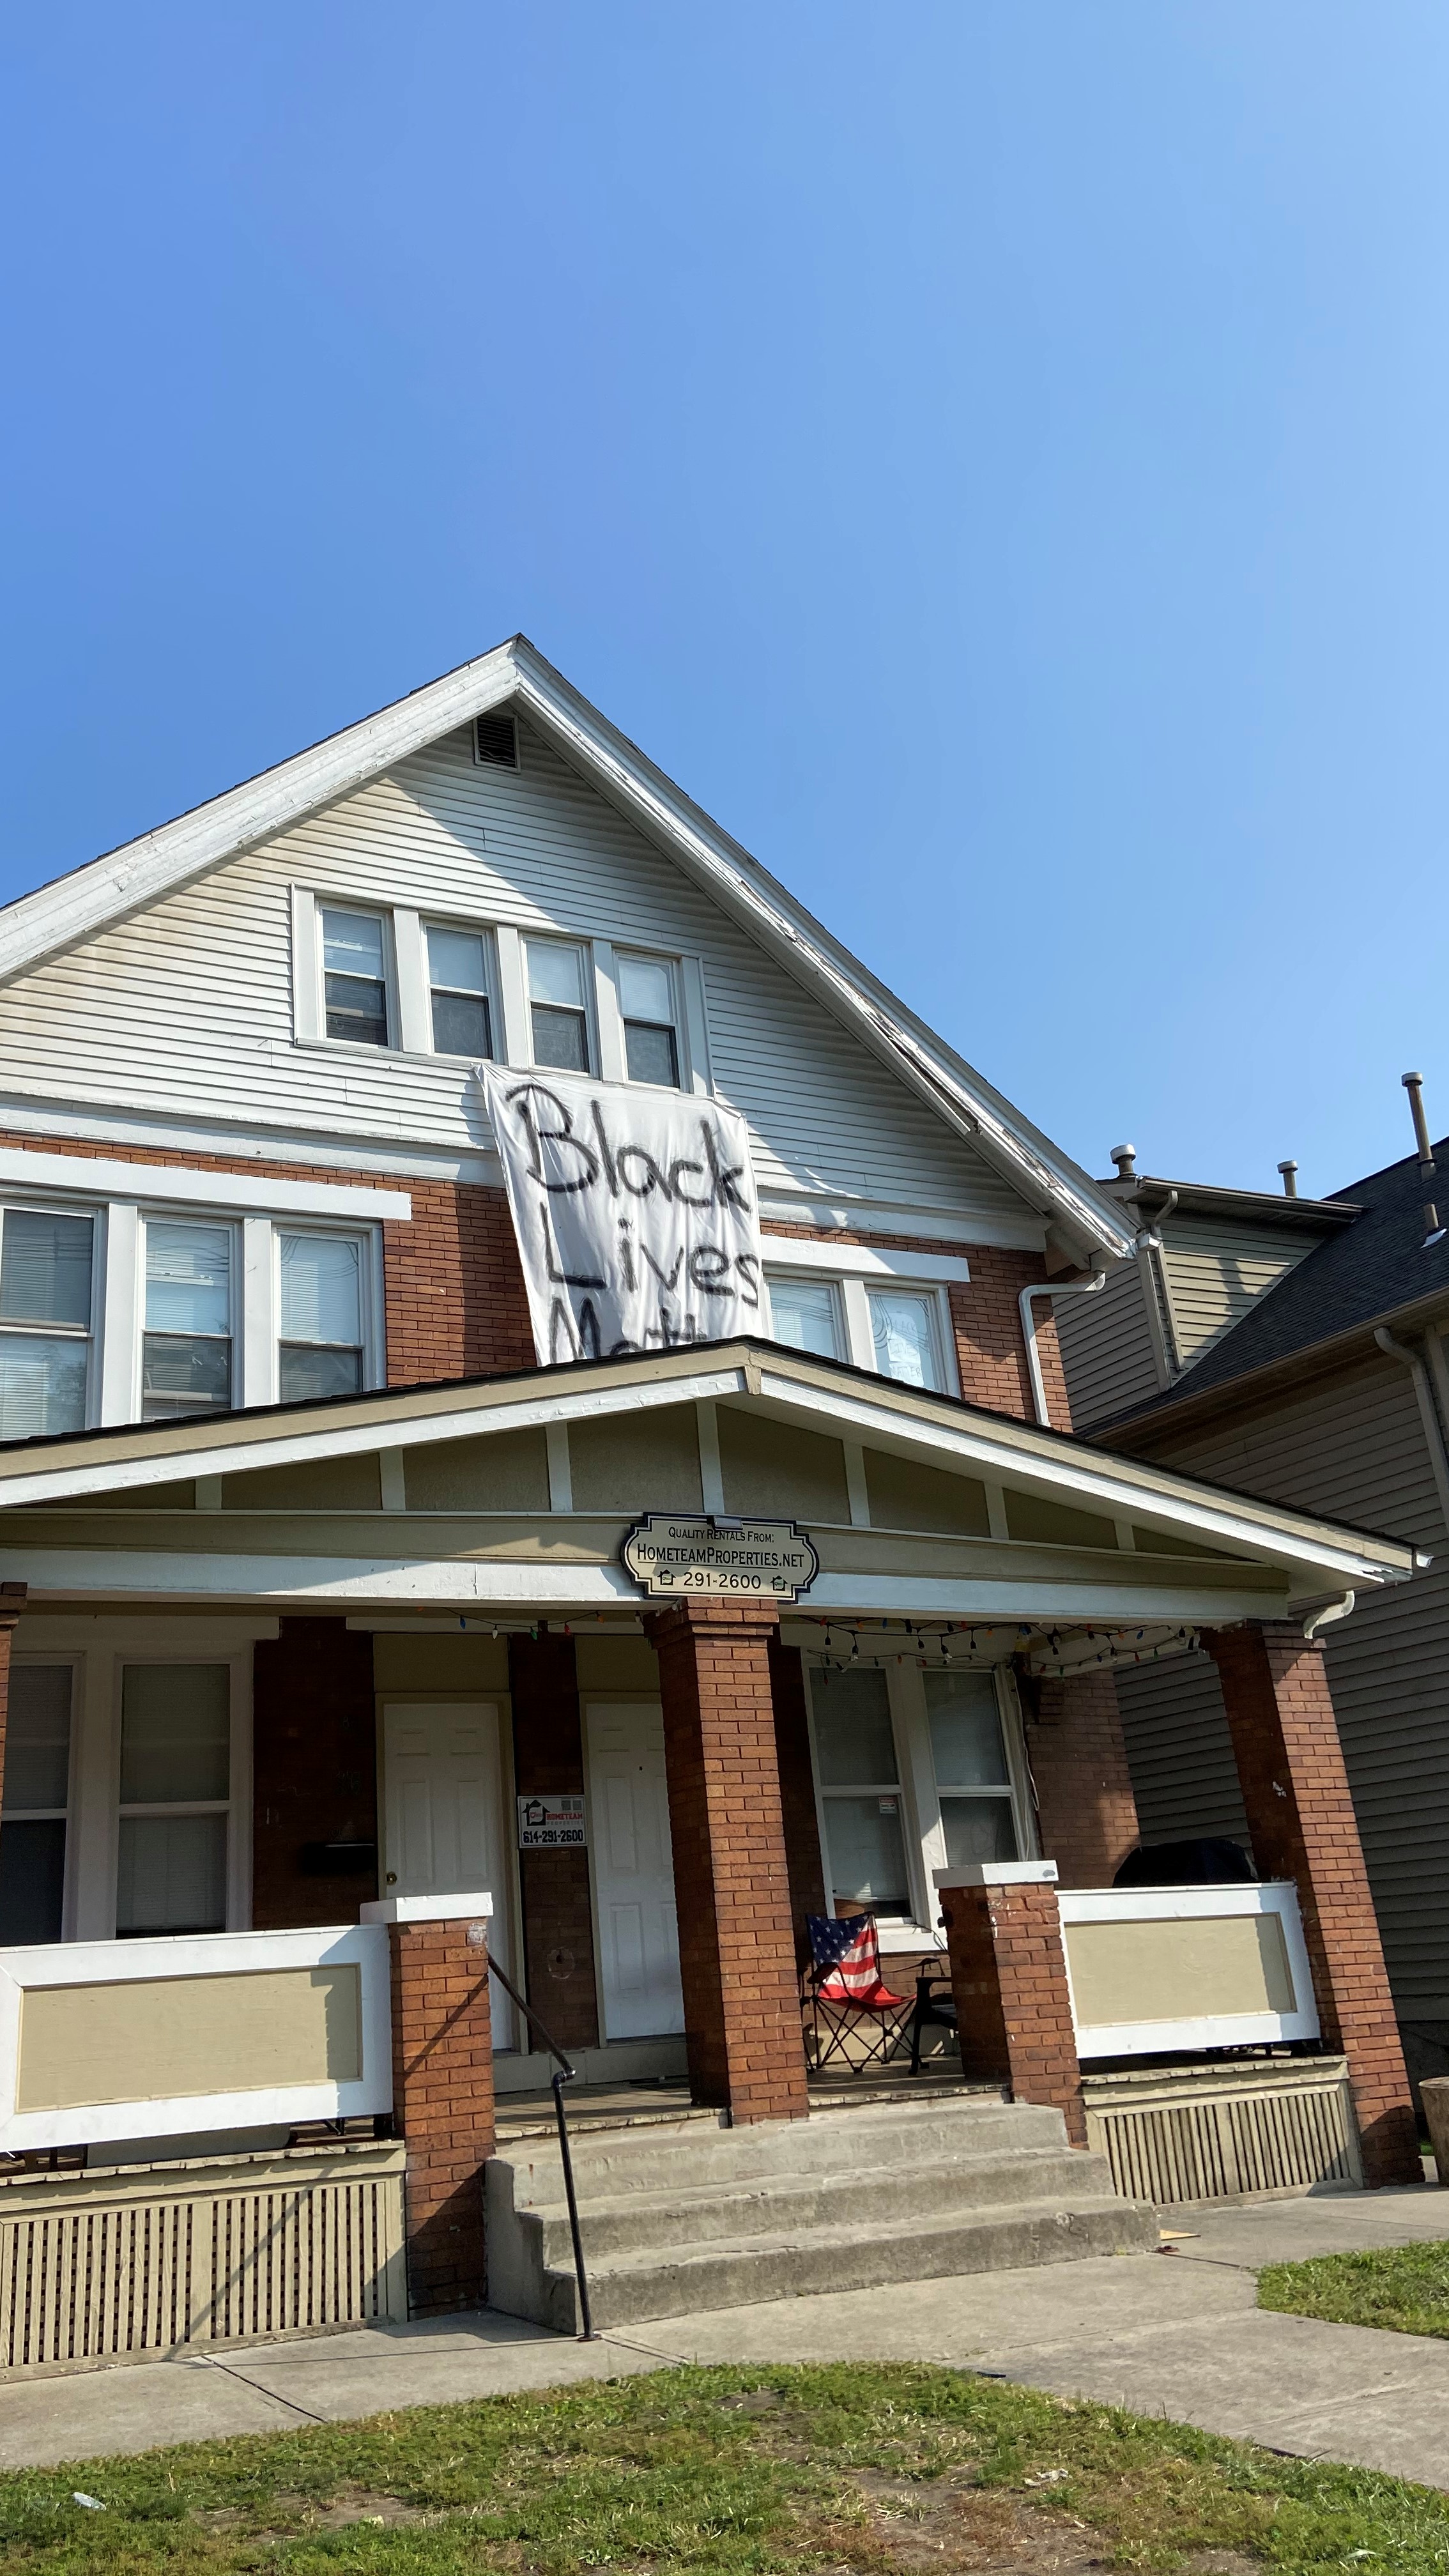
[
  {"x1": 18, "y1": 1966, "x2": 363, "y2": 2112},
  {"x1": 1057, "y1": 1880, "x2": 1319, "y2": 2058}
]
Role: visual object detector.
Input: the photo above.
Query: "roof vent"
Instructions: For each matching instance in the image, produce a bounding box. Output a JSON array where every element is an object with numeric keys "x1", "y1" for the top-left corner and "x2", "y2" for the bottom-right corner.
[
  {"x1": 1401, "y1": 1072, "x2": 1444, "y2": 1246},
  {"x1": 1109, "y1": 1144, "x2": 1137, "y2": 1181},
  {"x1": 1277, "y1": 1159, "x2": 1299, "y2": 1198},
  {"x1": 473, "y1": 711, "x2": 519, "y2": 770}
]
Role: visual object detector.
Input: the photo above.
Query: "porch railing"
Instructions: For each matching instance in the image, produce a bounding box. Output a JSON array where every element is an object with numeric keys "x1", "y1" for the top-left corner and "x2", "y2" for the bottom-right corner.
[
  {"x1": 486, "y1": 1956, "x2": 598, "y2": 2342},
  {"x1": 1057, "y1": 1880, "x2": 1319, "y2": 2060}
]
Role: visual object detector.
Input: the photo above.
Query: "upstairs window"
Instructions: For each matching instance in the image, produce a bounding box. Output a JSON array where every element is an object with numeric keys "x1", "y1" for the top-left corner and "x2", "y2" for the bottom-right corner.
[
  {"x1": 280, "y1": 1233, "x2": 364, "y2": 1400},
  {"x1": 142, "y1": 1222, "x2": 233, "y2": 1420},
  {"x1": 0, "y1": 1209, "x2": 93, "y2": 1438},
  {"x1": 526, "y1": 940, "x2": 591, "y2": 1072},
  {"x1": 116, "y1": 1664, "x2": 231, "y2": 1935},
  {"x1": 322, "y1": 908, "x2": 390, "y2": 1046},
  {"x1": 868, "y1": 1287, "x2": 944, "y2": 1392},
  {"x1": 767, "y1": 1275, "x2": 843, "y2": 1360},
  {"x1": 617, "y1": 953, "x2": 680, "y2": 1087},
  {"x1": 427, "y1": 926, "x2": 493, "y2": 1060}
]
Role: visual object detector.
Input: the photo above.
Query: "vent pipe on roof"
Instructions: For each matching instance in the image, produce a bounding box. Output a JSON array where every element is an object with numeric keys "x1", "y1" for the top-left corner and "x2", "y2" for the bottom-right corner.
[
  {"x1": 1109, "y1": 1144, "x2": 1137, "y2": 1179},
  {"x1": 1277, "y1": 1160, "x2": 1299, "y2": 1199},
  {"x1": 1401, "y1": 1073, "x2": 1445, "y2": 1246}
]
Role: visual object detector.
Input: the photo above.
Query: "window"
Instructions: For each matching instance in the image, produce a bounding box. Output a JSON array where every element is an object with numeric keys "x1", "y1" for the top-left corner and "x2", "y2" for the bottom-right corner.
[
  {"x1": 142, "y1": 1222, "x2": 233, "y2": 1420},
  {"x1": 926, "y1": 1670, "x2": 1019, "y2": 1868},
  {"x1": 322, "y1": 908, "x2": 390, "y2": 1046},
  {"x1": 0, "y1": 1209, "x2": 93, "y2": 1438},
  {"x1": 616, "y1": 953, "x2": 680, "y2": 1088},
  {"x1": 868, "y1": 1287, "x2": 943, "y2": 1390},
  {"x1": 427, "y1": 926, "x2": 493, "y2": 1059},
  {"x1": 116, "y1": 1664, "x2": 231, "y2": 1935},
  {"x1": 279, "y1": 1233, "x2": 364, "y2": 1399},
  {"x1": 0, "y1": 1666, "x2": 72, "y2": 1943},
  {"x1": 767, "y1": 1275, "x2": 843, "y2": 1359},
  {"x1": 809, "y1": 1666, "x2": 910, "y2": 1917},
  {"x1": 526, "y1": 940, "x2": 591, "y2": 1071}
]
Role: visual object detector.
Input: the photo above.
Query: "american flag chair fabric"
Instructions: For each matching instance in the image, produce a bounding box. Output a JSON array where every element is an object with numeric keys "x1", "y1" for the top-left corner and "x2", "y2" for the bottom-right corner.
[{"x1": 802, "y1": 1912, "x2": 913, "y2": 2072}]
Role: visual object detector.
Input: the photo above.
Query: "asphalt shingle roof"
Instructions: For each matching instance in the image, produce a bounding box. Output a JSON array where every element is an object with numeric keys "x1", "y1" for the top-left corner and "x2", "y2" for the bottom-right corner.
[{"x1": 1114, "y1": 1135, "x2": 1449, "y2": 1426}]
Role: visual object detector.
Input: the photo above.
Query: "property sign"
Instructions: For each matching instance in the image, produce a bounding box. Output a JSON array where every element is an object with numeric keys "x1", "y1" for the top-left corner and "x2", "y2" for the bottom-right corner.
[
  {"x1": 480, "y1": 1066, "x2": 765, "y2": 1365},
  {"x1": 622, "y1": 1514, "x2": 819, "y2": 1602},
  {"x1": 517, "y1": 1793, "x2": 588, "y2": 1851}
]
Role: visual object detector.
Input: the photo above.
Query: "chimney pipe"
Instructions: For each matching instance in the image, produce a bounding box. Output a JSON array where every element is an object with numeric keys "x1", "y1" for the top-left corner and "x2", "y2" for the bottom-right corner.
[
  {"x1": 1277, "y1": 1159, "x2": 1299, "y2": 1199},
  {"x1": 1402, "y1": 1072, "x2": 1443, "y2": 1245},
  {"x1": 1109, "y1": 1143, "x2": 1137, "y2": 1181}
]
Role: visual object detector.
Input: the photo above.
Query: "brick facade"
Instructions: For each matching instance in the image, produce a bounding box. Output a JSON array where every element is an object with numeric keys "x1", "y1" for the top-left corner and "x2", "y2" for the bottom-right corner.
[
  {"x1": 645, "y1": 1597, "x2": 809, "y2": 2123},
  {"x1": 1023, "y1": 1669, "x2": 1140, "y2": 1887},
  {"x1": 1205, "y1": 1622, "x2": 1420, "y2": 2189},
  {"x1": 508, "y1": 1630, "x2": 600, "y2": 2050},
  {"x1": 938, "y1": 1873, "x2": 1085, "y2": 2145},
  {"x1": 252, "y1": 1616, "x2": 379, "y2": 1928},
  {"x1": 382, "y1": 1910, "x2": 496, "y2": 2315}
]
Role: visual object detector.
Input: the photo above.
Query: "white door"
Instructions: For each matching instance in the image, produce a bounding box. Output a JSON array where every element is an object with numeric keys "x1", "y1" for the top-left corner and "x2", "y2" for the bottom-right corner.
[
  {"x1": 585, "y1": 1701, "x2": 684, "y2": 2040},
  {"x1": 381, "y1": 1701, "x2": 514, "y2": 2048}
]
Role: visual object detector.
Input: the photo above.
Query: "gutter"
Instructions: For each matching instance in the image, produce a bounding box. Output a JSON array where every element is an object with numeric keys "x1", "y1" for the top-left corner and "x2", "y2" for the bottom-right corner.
[{"x1": 1374, "y1": 1326, "x2": 1449, "y2": 1533}]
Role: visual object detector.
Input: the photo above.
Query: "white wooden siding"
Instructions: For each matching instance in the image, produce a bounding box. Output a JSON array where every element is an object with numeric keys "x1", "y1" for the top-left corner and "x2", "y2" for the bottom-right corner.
[
  {"x1": 1055, "y1": 1259, "x2": 1163, "y2": 1431},
  {"x1": 1135, "y1": 1355, "x2": 1449, "y2": 2021},
  {"x1": 0, "y1": 721, "x2": 1034, "y2": 1236},
  {"x1": 1161, "y1": 1218, "x2": 1322, "y2": 1374}
]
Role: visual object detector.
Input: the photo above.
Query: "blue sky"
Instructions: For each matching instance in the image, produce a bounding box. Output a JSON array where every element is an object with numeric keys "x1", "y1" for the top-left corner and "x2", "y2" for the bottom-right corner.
[{"x1": 3, "y1": 4, "x2": 1445, "y2": 1198}]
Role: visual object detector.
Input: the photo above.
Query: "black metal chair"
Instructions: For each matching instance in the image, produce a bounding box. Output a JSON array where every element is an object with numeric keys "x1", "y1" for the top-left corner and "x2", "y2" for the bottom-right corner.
[{"x1": 907, "y1": 1969, "x2": 958, "y2": 2074}]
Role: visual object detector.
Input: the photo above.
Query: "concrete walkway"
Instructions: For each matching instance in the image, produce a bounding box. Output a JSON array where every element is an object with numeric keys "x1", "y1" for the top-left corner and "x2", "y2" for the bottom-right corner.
[{"x1": 2, "y1": 2186, "x2": 1448, "y2": 2487}]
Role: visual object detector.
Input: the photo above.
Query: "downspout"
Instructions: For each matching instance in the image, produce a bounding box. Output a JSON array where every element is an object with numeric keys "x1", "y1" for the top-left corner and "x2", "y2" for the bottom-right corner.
[
  {"x1": 1374, "y1": 1325, "x2": 1449, "y2": 1533},
  {"x1": 1019, "y1": 1262, "x2": 1108, "y2": 1428},
  {"x1": 1302, "y1": 1591, "x2": 1354, "y2": 1642}
]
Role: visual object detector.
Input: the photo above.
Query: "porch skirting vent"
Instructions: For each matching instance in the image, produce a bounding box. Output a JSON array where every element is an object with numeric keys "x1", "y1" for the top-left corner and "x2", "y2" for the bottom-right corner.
[
  {"x1": 1082, "y1": 2057, "x2": 1361, "y2": 2205},
  {"x1": 0, "y1": 2145, "x2": 406, "y2": 2376}
]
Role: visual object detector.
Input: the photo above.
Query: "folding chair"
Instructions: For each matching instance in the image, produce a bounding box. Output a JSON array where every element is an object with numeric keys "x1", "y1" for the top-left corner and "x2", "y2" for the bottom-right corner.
[
  {"x1": 907, "y1": 1970, "x2": 958, "y2": 2074},
  {"x1": 802, "y1": 1912, "x2": 912, "y2": 2073}
]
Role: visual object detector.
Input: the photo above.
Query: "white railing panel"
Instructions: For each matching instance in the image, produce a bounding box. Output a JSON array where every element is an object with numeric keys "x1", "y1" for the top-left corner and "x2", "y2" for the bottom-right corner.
[
  {"x1": 1058, "y1": 1880, "x2": 1319, "y2": 2060},
  {"x1": 0, "y1": 1924, "x2": 392, "y2": 2153}
]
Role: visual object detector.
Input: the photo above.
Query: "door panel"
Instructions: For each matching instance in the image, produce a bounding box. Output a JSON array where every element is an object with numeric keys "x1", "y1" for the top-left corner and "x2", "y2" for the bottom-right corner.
[
  {"x1": 381, "y1": 1702, "x2": 513, "y2": 2048},
  {"x1": 585, "y1": 1703, "x2": 684, "y2": 2040}
]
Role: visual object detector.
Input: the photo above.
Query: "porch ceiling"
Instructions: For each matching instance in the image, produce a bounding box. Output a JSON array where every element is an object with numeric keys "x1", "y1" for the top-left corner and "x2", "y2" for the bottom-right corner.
[{"x1": 0, "y1": 1340, "x2": 1418, "y2": 1627}]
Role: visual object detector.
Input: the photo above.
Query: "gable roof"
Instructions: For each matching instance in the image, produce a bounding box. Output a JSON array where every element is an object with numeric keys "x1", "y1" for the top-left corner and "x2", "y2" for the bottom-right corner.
[
  {"x1": 0, "y1": 1333, "x2": 1416, "y2": 1597},
  {"x1": 0, "y1": 638, "x2": 1134, "y2": 1264},
  {"x1": 1106, "y1": 1137, "x2": 1449, "y2": 1441}
]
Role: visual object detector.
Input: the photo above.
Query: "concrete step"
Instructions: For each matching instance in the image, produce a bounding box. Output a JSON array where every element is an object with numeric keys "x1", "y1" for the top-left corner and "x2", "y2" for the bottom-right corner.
[
  {"x1": 526, "y1": 2193, "x2": 1159, "y2": 2333},
  {"x1": 498, "y1": 2096, "x2": 1055, "y2": 2209},
  {"x1": 525, "y1": 2145, "x2": 1117, "y2": 2264},
  {"x1": 484, "y1": 2093, "x2": 1154, "y2": 2331}
]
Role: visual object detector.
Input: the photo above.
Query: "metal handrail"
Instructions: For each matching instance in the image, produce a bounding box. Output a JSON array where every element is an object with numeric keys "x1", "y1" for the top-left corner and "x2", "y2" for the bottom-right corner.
[{"x1": 486, "y1": 1956, "x2": 597, "y2": 2340}]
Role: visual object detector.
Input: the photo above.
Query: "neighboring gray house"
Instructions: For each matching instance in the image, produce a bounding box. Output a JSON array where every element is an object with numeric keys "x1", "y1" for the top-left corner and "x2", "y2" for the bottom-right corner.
[{"x1": 1056, "y1": 1112, "x2": 1449, "y2": 2087}]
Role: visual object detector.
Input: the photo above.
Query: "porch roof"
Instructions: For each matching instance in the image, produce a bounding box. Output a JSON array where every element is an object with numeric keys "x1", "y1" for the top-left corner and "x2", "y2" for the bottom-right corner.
[{"x1": 0, "y1": 1342, "x2": 1418, "y2": 1640}]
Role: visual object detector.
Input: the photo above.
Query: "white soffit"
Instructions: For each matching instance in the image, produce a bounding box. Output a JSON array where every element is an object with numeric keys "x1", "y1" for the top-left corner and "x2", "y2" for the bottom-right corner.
[
  {"x1": 0, "y1": 1344, "x2": 1413, "y2": 1591},
  {"x1": 0, "y1": 638, "x2": 1132, "y2": 1263}
]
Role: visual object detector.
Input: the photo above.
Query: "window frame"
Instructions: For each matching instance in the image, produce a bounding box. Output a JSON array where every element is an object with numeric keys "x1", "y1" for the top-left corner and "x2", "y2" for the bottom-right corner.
[
  {"x1": 762, "y1": 1270, "x2": 847, "y2": 1363},
  {"x1": 523, "y1": 934, "x2": 597, "y2": 1076},
  {"x1": 861, "y1": 1280, "x2": 952, "y2": 1395},
  {"x1": 804, "y1": 1655, "x2": 1036, "y2": 1951},
  {"x1": 109, "y1": 1650, "x2": 252, "y2": 1938},
  {"x1": 139, "y1": 1211, "x2": 239, "y2": 1427},
  {"x1": 613, "y1": 948, "x2": 684, "y2": 1091},
  {"x1": 423, "y1": 919, "x2": 499, "y2": 1063},
  {"x1": 0, "y1": 1200, "x2": 101, "y2": 1438},
  {"x1": 763, "y1": 1254, "x2": 962, "y2": 1395},
  {"x1": 0, "y1": 1656, "x2": 80, "y2": 1943},
  {"x1": 274, "y1": 1222, "x2": 376, "y2": 1405}
]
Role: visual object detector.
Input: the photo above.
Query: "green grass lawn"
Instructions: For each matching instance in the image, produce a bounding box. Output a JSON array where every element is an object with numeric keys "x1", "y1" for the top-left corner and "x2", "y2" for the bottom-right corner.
[
  {"x1": 1260, "y1": 2235, "x2": 1449, "y2": 2342},
  {"x1": 2, "y1": 2361, "x2": 1449, "y2": 2575}
]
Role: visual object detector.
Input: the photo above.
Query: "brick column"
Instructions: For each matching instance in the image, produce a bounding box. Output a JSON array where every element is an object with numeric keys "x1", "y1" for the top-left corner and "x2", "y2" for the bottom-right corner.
[
  {"x1": 935, "y1": 1861, "x2": 1085, "y2": 2146},
  {"x1": 645, "y1": 1598, "x2": 809, "y2": 2124},
  {"x1": 0, "y1": 1584, "x2": 28, "y2": 1813},
  {"x1": 1023, "y1": 1668, "x2": 1140, "y2": 1887},
  {"x1": 362, "y1": 1894, "x2": 496, "y2": 2315},
  {"x1": 1205, "y1": 1621, "x2": 1420, "y2": 2189}
]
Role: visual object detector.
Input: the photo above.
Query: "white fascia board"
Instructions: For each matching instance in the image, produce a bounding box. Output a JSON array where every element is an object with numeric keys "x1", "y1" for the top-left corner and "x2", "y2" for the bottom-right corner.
[
  {"x1": 0, "y1": 1549, "x2": 1287, "y2": 1625},
  {"x1": 0, "y1": 642, "x2": 525, "y2": 984},
  {"x1": 0, "y1": 1365, "x2": 751, "y2": 1505},
  {"x1": 0, "y1": 1146, "x2": 411, "y2": 1222},
  {"x1": 757, "y1": 1369, "x2": 1413, "y2": 1587},
  {"x1": 0, "y1": 629, "x2": 1129, "y2": 1263},
  {"x1": 506, "y1": 644, "x2": 1135, "y2": 1262}
]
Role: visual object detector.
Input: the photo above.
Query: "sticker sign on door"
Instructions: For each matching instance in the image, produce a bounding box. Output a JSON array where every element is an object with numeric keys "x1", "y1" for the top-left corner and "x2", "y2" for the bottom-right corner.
[
  {"x1": 622, "y1": 1514, "x2": 819, "y2": 1602},
  {"x1": 517, "y1": 1792, "x2": 588, "y2": 1851}
]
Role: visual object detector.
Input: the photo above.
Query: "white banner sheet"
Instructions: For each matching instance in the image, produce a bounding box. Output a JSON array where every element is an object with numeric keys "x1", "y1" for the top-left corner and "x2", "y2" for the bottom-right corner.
[{"x1": 481, "y1": 1067, "x2": 765, "y2": 1364}]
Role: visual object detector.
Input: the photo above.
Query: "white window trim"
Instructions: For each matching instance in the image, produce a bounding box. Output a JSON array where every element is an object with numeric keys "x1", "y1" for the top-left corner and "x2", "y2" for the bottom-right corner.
[
  {"x1": 420, "y1": 917, "x2": 502, "y2": 1064},
  {"x1": 805, "y1": 1657, "x2": 1036, "y2": 1954},
  {"x1": 765, "y1": 1264, "x2": 960, "y2": 1396},
  {"x1": 65, "y1": 1645, "x2": 252, "y2": 1942},
  {"x1": 4, "y1": 1654, "x2": 82, "y2": 1943},
  {"x1": 522, "y1": 932, "x2": 599, "y2": 1077},
  {"x1": 0, "y1": 1197, "x2": 103, "y2": 1434},
  {"x1": 605, "y1": 946, "x2": 689, "y2": 1094},
  {"x1": 0, "y1": 1151, "x2": 410, "y2": 1225},
  {"x1": 293, "y1": 890, "x2": 402, "y2": 1057},
  {"x1": 272, "y1": 1218, "x2": 383, "y2": 1411},
  {"x1": 762, "y1": 1238, "x2": 971, "y2": 1285}
]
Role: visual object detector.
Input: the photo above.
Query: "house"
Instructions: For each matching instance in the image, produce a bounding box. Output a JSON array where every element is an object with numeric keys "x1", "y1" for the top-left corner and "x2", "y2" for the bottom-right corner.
[
  {"x1": 0, "y1": 639, "x2": 1424, "y2": 2366},
  {"x1": 1056, "y1": 1098, "x2": 1449, "y2": 2099}
]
